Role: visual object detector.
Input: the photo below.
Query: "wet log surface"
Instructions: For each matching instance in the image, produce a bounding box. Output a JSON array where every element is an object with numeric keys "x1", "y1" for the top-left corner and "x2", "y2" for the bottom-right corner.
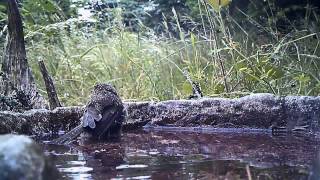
[
  {"x1": 0, "y1": 94, "x2": 320, "y2": 136},
  {"x1": 0, "y1": 107, "x2": 83, "y2": 135}
]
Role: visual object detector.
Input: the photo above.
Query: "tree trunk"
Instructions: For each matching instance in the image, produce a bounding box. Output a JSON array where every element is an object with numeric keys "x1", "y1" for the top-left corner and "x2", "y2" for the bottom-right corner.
[{"x1": 0, "y1": 0, "x2": 47, "y2": 109}]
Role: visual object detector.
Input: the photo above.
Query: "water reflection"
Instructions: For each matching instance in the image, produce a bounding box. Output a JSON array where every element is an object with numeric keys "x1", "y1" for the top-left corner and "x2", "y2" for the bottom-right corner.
[{"x1": 43, "y1": 130, "x2": 320, "y2": 179}]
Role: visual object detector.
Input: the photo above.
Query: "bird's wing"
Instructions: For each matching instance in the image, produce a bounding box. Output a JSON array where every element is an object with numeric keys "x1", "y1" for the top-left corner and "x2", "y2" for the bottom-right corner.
[
  {"x1": 81, "y1": 116, "x2": 88, "y2": 127},
  {"x1": 93, "y1": 107, "x2": 119, "y2": 138},
  {"x1": 87, "y1": 115, "x2": 96, "y2": 129},
  {"x1": 87, "y1": 106, "x2": 102, "y2": 121},
  {"x1": 82, "y1": 106, "x2": 101, "y2": 129}
]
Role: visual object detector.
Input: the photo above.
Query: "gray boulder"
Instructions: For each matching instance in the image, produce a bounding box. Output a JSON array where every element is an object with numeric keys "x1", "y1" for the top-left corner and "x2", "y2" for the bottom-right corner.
[{"x1": 0, "y1": 134, "x2": 59, "y2": 180}]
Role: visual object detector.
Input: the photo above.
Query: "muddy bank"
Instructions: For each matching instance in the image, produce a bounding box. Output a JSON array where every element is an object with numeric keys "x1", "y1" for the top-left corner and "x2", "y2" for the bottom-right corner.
[{"x1": 0, "y1": 94, "x2": 319, "y2": 135}]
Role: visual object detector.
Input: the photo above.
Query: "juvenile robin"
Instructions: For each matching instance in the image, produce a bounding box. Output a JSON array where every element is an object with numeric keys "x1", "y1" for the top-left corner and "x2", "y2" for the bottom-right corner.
[{"x1": 53, "y1": 83, "x2": 124, "y2": 144}]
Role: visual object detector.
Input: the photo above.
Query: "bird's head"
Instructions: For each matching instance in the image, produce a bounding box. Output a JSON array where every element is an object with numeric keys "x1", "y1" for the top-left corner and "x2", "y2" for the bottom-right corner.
[{"x1": 93, "y1": 83, "x2": 118, "y2": 96}]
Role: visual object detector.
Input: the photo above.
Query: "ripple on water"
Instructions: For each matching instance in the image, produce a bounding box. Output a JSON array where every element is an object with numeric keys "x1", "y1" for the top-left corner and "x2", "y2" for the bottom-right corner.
[
  {"x1": 42, "y1": 130, "x2": 320, "y2": 180},
  {"x1": 116, "y1": 164, "x2": 148, "y2": 170},
  {"x1": 59, "y1": 166, "x2": 93, "y2": 173}
]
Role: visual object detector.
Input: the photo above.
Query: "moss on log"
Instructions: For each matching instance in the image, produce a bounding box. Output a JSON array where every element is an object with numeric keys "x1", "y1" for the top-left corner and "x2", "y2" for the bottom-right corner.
[{"x1": 0, "y1": 94, "x2": 319, "y2": 136}]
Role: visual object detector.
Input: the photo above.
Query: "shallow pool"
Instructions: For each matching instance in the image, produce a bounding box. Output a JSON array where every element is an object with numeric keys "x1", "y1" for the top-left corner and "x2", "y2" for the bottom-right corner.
[{"x1": 43, "y1": 130, "x2": 320, "y2": 179}]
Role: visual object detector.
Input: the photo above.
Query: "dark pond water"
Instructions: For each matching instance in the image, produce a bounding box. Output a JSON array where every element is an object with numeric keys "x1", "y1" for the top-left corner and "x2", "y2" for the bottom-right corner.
[{"x1": 42, "y1": 130, "x2": 320, "y2": 180}]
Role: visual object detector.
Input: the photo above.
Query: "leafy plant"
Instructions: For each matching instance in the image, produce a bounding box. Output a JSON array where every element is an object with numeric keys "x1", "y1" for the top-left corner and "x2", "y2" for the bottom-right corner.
[{"x1": 2, "y1": 0, "x2": 320, "y2": 105}]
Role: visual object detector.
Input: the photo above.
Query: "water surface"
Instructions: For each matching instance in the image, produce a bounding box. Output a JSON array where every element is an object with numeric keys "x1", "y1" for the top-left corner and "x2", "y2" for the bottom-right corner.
[{"x1": 43, "y1": 130, "x2": 320, "y2": 179}]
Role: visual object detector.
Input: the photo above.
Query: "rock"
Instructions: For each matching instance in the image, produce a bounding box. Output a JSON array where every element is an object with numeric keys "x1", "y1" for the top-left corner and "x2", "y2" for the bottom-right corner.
[{"x1": 0, "y1": 134, "x2": 59, "y2": 180}]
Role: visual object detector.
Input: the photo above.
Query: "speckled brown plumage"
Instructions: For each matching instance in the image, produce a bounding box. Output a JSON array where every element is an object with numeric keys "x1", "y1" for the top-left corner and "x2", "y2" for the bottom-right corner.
[
  {"x1": 82, "y1": 83, "x2": 124, "y2": 138},
  {"x1": 52, "y1": 83, "x2": 124, "y2": 144}
]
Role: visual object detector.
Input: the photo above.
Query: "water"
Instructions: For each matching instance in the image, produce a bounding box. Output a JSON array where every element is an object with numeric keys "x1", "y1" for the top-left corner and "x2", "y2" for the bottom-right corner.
[{"x1": 43, "y1": 130, "x2": 320, "y2": 180}]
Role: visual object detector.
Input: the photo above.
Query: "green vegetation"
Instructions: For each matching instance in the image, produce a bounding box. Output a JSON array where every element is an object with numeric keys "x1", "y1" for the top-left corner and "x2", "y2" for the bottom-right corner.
[{"x1": 1, "y1": 0, "x2": 320, "y2": 105}]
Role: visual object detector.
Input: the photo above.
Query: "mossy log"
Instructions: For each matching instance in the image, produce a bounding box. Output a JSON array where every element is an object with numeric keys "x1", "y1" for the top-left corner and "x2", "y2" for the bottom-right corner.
[
  {"x1": 0, "y1": 107, "x2": 83, "y2": 135},
  {"x1": 0, "y1": 94, "x2": 320, "y2": 136}
]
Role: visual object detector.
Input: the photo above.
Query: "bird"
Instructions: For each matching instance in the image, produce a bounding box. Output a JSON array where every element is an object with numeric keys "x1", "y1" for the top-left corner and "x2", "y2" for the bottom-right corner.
[{"x1": 52, "y1": 83, "x2": 124, "y2": 144}]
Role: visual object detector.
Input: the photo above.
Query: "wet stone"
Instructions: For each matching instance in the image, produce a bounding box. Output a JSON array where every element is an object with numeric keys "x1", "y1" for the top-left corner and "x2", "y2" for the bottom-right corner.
[{"x1": 0, "y1": 135, "x2": 59, "y2": 180}]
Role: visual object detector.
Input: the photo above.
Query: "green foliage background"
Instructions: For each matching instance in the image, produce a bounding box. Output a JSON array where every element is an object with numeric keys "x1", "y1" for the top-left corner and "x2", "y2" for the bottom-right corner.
[{"x1": 0, "y1": 0, "x2": 320, "y2": 105}]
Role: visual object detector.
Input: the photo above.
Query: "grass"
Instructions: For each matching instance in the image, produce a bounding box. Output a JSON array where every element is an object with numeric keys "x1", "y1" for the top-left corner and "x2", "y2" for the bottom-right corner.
[{"x1": 24, "y1": 2, "x2": 320, "y2": 106}]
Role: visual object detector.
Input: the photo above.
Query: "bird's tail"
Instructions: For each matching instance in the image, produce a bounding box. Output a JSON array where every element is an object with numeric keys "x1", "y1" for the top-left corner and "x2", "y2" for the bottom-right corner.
[{"x1": 51, "y1": 125, "x2": 84, "y2": 145}]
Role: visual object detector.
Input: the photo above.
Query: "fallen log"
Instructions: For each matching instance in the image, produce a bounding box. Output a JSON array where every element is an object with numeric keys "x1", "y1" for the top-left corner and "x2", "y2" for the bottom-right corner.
[
  {"x1": 0, "y1": 93, "x2": 320, "y2": 136},
  {"x1": 0, "y1": 106, "x2": 83, "y2": 135}
]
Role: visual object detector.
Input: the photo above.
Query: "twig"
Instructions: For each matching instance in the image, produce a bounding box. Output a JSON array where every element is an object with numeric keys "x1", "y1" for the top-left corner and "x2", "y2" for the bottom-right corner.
[
  {"x1": 246, "y1": 165, "x2": 252, "y2": 180},
  {"x1": 38, "y1": 59, "x2": 61, "y2": 110}
]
